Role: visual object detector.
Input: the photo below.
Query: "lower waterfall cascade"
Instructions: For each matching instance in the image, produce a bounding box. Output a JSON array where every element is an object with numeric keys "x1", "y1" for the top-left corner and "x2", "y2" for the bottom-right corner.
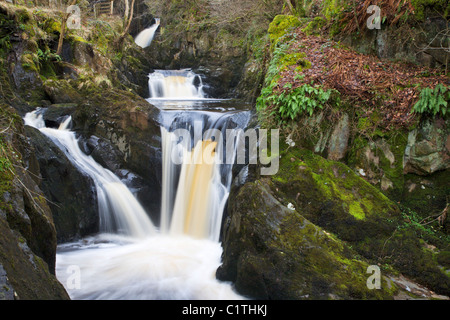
[{"x1": 29, "y1": 69, "x2": 251, "y2": 299}]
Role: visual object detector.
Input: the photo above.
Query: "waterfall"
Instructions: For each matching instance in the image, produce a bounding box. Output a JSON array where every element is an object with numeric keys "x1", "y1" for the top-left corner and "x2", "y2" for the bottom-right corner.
[
  {"x1": 159, "y1": 114, "x2": 248, "y2": 242},
  {"x1": 160, "y1": 129, "x2": 225, "y2": 241},
  {"x1": 40, "y1": 69, "x2": 250, "y2": 300},
  {"x1": 24, "y1": 111, "x2": 156, "y2": 238},
  {"x1": 134, "y1": 18, "x2": 160, "y2": 48},
  {"x1": 148, "y1": 69, "x2": 205, "y2": 100}
]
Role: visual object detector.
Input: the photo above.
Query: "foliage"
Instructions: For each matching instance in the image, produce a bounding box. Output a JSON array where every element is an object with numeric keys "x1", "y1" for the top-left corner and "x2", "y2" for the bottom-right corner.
[
  {"x1": 269, "y1": 83, "x2": 333, "y2": 120},
  {"x1": 412, "y1": 84, "x2": 449, "y2": 116},
  {"x1": 0, "y1": 13, "x2": 15, "y2": 55},
  {"x1": 37, "y1": 48, "x2": 62, "y2": 64},
  {"x1": 257, "y1": 40, "x2": 332, "y2": 123},
  {"x1": 302, "y1": 16, "x2": 327, "y2": 35},
  {"x1": 399, "y1": 204, "x2": 450, "y2": 245},
  {"x1": 410, "y1": 0, "x2": 450, "y2": 20},
  {"x1": 0, "y1": 139, "x2": 13, "y2": 174}
]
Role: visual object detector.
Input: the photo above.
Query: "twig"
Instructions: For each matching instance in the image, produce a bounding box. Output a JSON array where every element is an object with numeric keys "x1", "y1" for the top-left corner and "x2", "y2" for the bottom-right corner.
[
  {"x1": 9, "y1": 167, "x2": 60, "y2": 209},
  {"x1": 0, "y1": 119, "x2": 13, "y2": 134}
]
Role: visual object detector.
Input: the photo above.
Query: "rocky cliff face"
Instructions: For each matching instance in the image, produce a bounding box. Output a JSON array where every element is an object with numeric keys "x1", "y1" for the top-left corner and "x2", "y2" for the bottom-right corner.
[
  {"x1": 0, "y1": 106, "x2": 69, "y2": 300},
  {"x1": 140, "y1": 0, "x2": 281, "y2": 101}
]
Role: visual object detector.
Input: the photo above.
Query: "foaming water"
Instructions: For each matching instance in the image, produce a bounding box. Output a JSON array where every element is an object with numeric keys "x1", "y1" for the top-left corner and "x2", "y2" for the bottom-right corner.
[
  {"x1": 24, "y1": 110, "x2": 156, "y2": 238},
  {"x1": 56, "y1": 234, "x2": 243, "y2": 300},
  {"x1": 148, "y1": 69, "x2": 205, "y2": 100}
]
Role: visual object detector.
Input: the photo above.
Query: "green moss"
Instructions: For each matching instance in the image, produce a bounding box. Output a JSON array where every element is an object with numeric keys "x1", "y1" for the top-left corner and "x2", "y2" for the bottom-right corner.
[
  {"x1": 279, "y1": 51, "x2": 310, "y2": 72},
  {"x1": 437, "y1": 251, "x2": 450, "y2": 268},
  {"x1": 271, "y1": 145, "x2": 450, "y2": 295},
  {"x1": 302, "y1": 16, "x2": 327, "y2": 35},
  {"x1": 227, "y1": 179, "x2": 397, "y2": 299},
  {"x1": 39, "y1": 17, "x2": 61, "y2": 35},
  {"x1": 0, "y1": 111, "x2": 17, "y2": 213},
  {"x1": 20, "y1": 52, "x2": 40, "y2": 73},
  {"x1": 321, "y1": 0, "x2": 344, "y2": 20},
  {"x1": 410, "y1": 0, "x2": 450, "y2": 20},
  {"x1": 268, "y1": 15, "x2": 301, "y2": 45},
  {"x1": 13, "y1": 7, "x2": 32, "y2": 24},
  {"x1": 348, "y1": 202, "x2": 366, "y2": 220}
]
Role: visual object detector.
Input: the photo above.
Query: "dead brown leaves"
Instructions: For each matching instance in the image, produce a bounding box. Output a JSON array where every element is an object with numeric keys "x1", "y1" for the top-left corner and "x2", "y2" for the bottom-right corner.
[
  {"x1": 339, "y1": 0, "x2": 416, "y2": 35},
  {"x1": 277, "y1": 29, "x2": 449, "y2": 130}
]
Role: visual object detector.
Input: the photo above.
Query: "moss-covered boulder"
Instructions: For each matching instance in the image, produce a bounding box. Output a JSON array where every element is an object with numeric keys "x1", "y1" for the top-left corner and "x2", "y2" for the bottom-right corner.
[
  {"x1": 220, "y1": 146, "x2": 450, "y2": 298},
  {"x1": 218, "y1": 179, "x2": 397, "y2": 299}
]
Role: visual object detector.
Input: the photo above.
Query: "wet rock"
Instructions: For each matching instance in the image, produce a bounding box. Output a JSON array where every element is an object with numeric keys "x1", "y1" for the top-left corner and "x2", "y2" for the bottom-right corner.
[
  {"x1": 72, "y1": 94, "x2": 163, "y2": 220},
  {"x1": 403, "y1": 118, "x2": 450, "y2": 175},
  {"x1": 0, "y1": 213, "x2": 69, "y2": 300},
  {"x1": 218, "y1": 179, "x2": 396, "y2": 299},
  {"x1": 0, "y1": 106, "x2": 69, "y2": 299},
  {"x1": 220, "y1": 147, "x2": 450, "y2": 298},
  {"x1": 0, "y1": 264, "x2": 14, "y2": 300},
  {"x1": 25, "y1": 126, "x2": 99, "y2": 243},
  {"x1": 43, "y1": 79, "x2": 83, "y2": 104},
  {"x1": 327, "y1": 113, "x2": 350, "y2": 161}
]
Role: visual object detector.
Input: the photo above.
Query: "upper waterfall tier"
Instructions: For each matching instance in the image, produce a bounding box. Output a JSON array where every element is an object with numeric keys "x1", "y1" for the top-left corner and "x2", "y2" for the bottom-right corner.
[{"x1": 148, "y1": 69, "x2": 205, "y2": 100}]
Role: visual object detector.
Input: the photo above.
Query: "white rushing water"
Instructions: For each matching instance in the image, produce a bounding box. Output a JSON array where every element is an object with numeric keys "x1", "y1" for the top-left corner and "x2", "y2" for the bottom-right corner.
[
  {"x1": 24, "y1": 70, "x2": 247, "y2": 300},
  {"x1": 160, "y1": 129, "x2": 230, "y2": 242},
  {"x1": 24, "y1": 111, "x2": 156, "y2": 238},
  {"x1": 148, "y1": 69, "x2": 205, "y2": 100},
  {"x1": 56, "y1": 234, "x2": 239, "y2": 300},
  {"x1": 134, "y1": 18, "x2": 160, "y2": 49}
]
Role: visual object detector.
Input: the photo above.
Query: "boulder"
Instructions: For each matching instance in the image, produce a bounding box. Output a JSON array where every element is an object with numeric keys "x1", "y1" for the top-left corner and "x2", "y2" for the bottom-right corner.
[
  {"x1": 25, "y1": 126, "x2": 98, "y2": 243},
  {"x1": 220, "y1": 147, "x2": 450, "y2": 298},
  {"x1": 218, "y1": 179, "x2": 397, "y2": 299},
  {"x1": 72, "y1": 91, "x2": 163, "y2": 221},
  {"x1": 403, "y1": 117, "x2": 450, "y2": 175}
]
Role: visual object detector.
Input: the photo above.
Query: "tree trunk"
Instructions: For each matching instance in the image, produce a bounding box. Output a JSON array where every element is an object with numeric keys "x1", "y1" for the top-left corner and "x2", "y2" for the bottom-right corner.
[
  {"x1": 285, "y1": 0, "x2": 295, "y2": 15},
  {"x1": 122, "y1": 0, "x2": 135, "y2": 36},
  {"x1": 115, "y1": 0, "x2": 135, "y2": 49},
  {"x1": 124, "y1": 0, "x2": 130, "y2": 24},
  {"x1": 56, "y1": 0, "x2": 77, "y2": 56}
]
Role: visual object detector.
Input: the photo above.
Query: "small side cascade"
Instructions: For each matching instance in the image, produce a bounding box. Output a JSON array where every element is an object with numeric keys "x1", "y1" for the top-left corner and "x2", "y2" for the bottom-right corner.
[
  {"x1": 24, "y1": 110, "x2": 156, "y2": 239},
  {"x1": 134, "y1": 18, "x2": 160, "y2": 49}
]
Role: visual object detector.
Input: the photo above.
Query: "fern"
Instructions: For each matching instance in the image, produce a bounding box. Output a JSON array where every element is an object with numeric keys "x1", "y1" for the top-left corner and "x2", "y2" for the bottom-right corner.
[
  {"x1": 258, "y1": 83, "x2": 335, "y2": 122},
  {"x1": 412, "y1": 84, "x2": 449, "y2": 117},
  {"x1": 276, "y1": 84, "x2": 334, "y2": 120}
]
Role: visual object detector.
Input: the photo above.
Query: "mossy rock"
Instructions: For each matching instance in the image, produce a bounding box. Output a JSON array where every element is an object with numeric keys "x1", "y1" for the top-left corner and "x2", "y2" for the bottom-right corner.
[
  {"x1": 265, "y1": 146, "x2": 450, "y2": 296},
  {"x1": 410, "y1": 0, "x2": 450, "y2": 20},
  {"x1": 0, "y1": 106, "x2": 69, "y2": 299},
  {"x1": 219, "y1": 179, "x2": 397, "y2": 299},
  {"x1": 268, "y1": 15, "x2": 302, "y2": 45}
]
